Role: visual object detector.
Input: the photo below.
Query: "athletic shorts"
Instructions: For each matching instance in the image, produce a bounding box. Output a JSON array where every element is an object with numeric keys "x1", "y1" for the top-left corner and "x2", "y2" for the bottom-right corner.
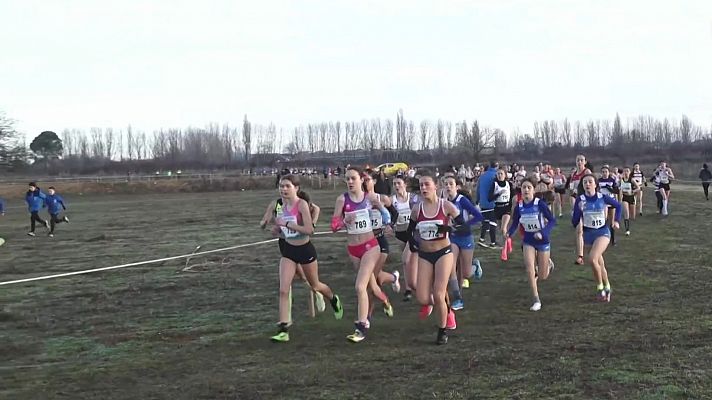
[
  {"x1": 419, "y1": 245, "x2": 452, "y2": 265},
  {"x1": 583, "y1": 227, "x2": 611, "y2": 246},
  {"x1": 395, "y1": 230, "x2": 409, "y2": 243},
  {"x1": 347, "y1": 237, "x2": 379, "y2": 259},
  {"x1": 481, "y1": 209, "x2": 495, "y2": 222},
  {"x1": 622, "y1": 194, "x2": 636, "y2": 205},
  {"x1": 494, "y1": 206, "x2": 510, "y2": 220},
  {"x1": 659, "y1": 183, "x2": 671, "y2": 191},
  {"x1": 522, "y1": 241, "x2": 551, "y2": 252},
  {"x1": 450, "y1": 234, "x2": 474, "y2": 250},
  {"x1": 376, "y1": 233, "x2": 389, "y2": 254},
  {"x1": 278, "y1": 238, "x2": 317, "y2": 265},
  {"x1": 554, "y1": 187, "x2": 566, "y2": 195}
]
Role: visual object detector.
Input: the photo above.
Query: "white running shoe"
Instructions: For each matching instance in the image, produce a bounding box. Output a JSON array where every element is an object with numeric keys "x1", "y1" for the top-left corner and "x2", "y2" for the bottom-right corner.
[
  {"x1": 391, "y1": 271, "x2": 401, "y2": 293},
  {"x1": 314, "y1": 291, "x2": 326, "y2": 313},
  {"x1": 530, "y1": 301, "x2": 542, "y2": 311},
  {"x1": 27, "y1": 232, "x2": 35, "y2": 237},
  {"x1": 625, "y1": 231, "x2": 630, "y2": 236}
]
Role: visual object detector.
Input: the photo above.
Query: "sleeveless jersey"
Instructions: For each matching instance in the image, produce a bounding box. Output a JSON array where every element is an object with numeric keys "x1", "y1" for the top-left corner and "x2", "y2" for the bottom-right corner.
[
  {"x1": 416, "y1": 199, "x2": 449, "y2": 241},
  {"x1": 274, "y1": 198, "x2": 306, "y2": 239},
  {"x1": 620, "y1": 178, "x2": 635, "y2": 195},
  {"x1": 517, "y1": 198, "x2": 545, "y2": 233},
  {"x1": 570, "y1": 169, "x2": 589, "y2": 193},
  {"x1": 493, "y1": 181, "x2": 512, "y2": 206},
  {"x1": 577, "y1": 193, "x2": 608, "y2": 229},
  {"x1": 392, "y1": 192, "x2": 412, "y2": 230},
  {"x1": 343, "y1": 192, "x2": 373, "y2": 234},
  {"x1": 632, "y1": 170, "x2": 644, "y2": 186},
  {"x1": 598, "y1": 177, "x2": 617, "y2": 197}
]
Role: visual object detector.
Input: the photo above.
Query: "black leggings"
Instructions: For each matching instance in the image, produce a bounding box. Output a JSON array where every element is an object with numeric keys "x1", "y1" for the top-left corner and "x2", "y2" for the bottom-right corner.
[
  {"x1": 703, "y1": 182, "x2": 710, "y2": 199},
  {"x1": 30, "y1": 211, "x2": 47, "y2": 232},
  {"x1": 49, "y1": 213, "x2": 66, "y2": 233}
]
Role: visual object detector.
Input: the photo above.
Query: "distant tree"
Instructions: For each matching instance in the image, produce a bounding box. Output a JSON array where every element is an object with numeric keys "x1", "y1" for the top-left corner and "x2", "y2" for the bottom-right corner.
[
  {"x1": 243, "y1": 115, "x2": 252, "y2": 161},
  {"x1": 0, "y1": 111, "x2": 27, "y2": 168},
  {"x1": 30, "y1": 130, "x2": 63, "y2": 159}
]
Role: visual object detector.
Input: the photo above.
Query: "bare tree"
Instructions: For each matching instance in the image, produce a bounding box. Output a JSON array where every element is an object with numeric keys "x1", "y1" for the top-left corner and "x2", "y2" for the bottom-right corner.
[
  {"x1": 243, "y1": 115, "x2": 252, "y2": 161},
  {"x1": 562, "y1": 118, "x2": 572, "y2": 147},
  {"x1": 419, "y1": 120, "x2": 431, "y2": 150}
]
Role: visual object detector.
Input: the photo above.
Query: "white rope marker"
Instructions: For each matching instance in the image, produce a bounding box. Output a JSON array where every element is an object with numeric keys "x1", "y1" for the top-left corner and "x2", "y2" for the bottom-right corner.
[{"x1": 0, "y1": 231, "x2": 341, "y2": 287}]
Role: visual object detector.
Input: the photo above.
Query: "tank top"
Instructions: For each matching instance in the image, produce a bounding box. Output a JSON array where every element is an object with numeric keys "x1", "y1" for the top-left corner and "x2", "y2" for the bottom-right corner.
[
  {"x1": 570, "y1": 169, "x2": 589, "y2": 193},
  {"x1": 620, "y1": 178, "x2": 634, "y2": 195},
  {"x1": 416, "y1": 199, "x2": 449, "y2": 241},
  {"x1": 598, "y1": 177, "x2": 616, "y2": 197},
  {"x1": 553, "y1": 174, "x2": 566, "y2": 189},
  {"x1": 493, "y1": 181, "x2": 511, "y2": 206},
  {"x1": 517, "y1": 198, "x2": 544, "y2": 233},
  {"x1": 578, "y1": 193, "x2": 608, "y2": 229},
  {"x1": 657, "y1": 168, "x2": 670, "y2": 184},
  {"x1": 274, "y1": 198, "x2": 306, "y2": 240},
  {"x1": 343, "y1": 192, "x2": 373, "y2": 234},
  {"x1": 392, "y1": 192, "x2": 412, "y2": 230},
  {"x1": 632, "y1": 171, "x2": 644, "y2": 185}
]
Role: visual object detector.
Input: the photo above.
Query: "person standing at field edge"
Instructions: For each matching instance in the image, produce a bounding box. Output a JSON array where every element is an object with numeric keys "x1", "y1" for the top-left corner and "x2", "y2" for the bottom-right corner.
[
  {"x1": 25, "y1": 182, "x2": 49, "y2": 237},
  {"x1": 45, "y1": 186, "x2": 70, "y2": 238},
  {"x1": 699, "y1": 163, "x2": 712, "y2": 201}
]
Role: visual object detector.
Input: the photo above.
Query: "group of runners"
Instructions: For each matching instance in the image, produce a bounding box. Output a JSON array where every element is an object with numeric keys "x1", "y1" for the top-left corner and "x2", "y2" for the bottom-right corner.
[
  {"x1": 261, "y1": 156, "x2": 694, "y2": 345},
  {"x1": 0, "y1": 182, "x2": 70, "y2": 245}
]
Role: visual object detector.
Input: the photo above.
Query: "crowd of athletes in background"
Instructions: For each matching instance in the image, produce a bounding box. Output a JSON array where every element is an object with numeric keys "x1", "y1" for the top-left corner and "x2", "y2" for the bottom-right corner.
[{"x1": 263, "y1": 158, "x2": 710, "y2": 345}]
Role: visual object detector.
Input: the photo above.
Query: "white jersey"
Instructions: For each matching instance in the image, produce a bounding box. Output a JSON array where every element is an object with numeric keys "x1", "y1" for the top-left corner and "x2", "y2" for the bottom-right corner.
[{"x1": 392, "y1": 192, "x2": 412, "y2": 230}]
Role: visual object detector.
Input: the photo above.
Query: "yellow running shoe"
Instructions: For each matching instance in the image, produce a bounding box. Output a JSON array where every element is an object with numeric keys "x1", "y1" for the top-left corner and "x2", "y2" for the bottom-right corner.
[
  {"x1": 383, "y1": 301, "x2": 394, "y2": 318},
  {"x1": 270, "y1": 331, "x2": 289, "y2": 342}
]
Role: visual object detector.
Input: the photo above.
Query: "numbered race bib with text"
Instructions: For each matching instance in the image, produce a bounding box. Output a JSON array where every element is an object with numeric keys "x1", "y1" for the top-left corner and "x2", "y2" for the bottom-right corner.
[
  {"x1": 583, "y1": 210, "x2": 606, "y2": 229},
  {"x1": 520, "y1": 214, "x2": 542, "y2": 233},
  {"x1": 345, "y1": 209, "x2": 372, "y2": 234}
]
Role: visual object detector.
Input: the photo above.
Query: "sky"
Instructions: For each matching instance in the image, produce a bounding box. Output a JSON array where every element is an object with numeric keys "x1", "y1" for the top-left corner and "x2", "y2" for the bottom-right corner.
[{"x1": 1, "y1": 0, "x2": 711, "y2": 141}]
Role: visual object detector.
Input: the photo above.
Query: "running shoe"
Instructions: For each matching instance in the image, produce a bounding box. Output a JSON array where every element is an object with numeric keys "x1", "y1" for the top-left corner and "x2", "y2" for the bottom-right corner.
[
  {"x1": 403, "y1": 289, "x2": 413, "y2": 302},
  {"x1": 451, "y1": 299, "x2": 464, "y2": 311},
  {"x1": 27, "y1": 232, "x2": 35, "y2": 237},
  {"x1": 530, "y1": 300, "x2": 542, "y2": 311},
  {"x1": 604, "y1": 288, "x2": 612, "y2": 303},
  {"x1": 596, "y1": 290, "x2": 607, "y2": 302},
  {"x1": 446, "y1": 309, "x2": 457, "y2": 330},
  {"x1": 347, "y1": 322, "x2": 368, "y2": 343},
  {"x1": 625, "y1": 231, "x2": 630, "y2": 236},
  {"x1": 331, "y1": 294, "x2": 344, "y2": 320},
  {"x1": 383, "y1": 301, "x2": 394, "y2": 317},
  {"x1": 436, "y1": 328, "x2": 448, "y2": 345},
  {"x1": 48, "y1": 233, "x2": 54, "y2": 238},
  {"x1": 63, "y1": 216, "x2": 70, "y2": 223},
  {"x1": 391, "y1": 271, "x2": 401, "y2": 293},
  {"x1": 270, "y1": 331, "x2": 290, "y2": 342},
  {"x1": 418, "y1": 304, "x2": 433, "y2": 320},
  {"x1": 473, "y1": 259, "x2": 483, "y2": 280}
]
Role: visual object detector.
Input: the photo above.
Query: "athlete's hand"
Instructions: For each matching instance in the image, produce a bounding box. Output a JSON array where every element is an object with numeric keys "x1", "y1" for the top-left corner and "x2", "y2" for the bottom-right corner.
[
  {"x1": 612, "y1": 221, "x2": 620, "y2": 230},
  {"x1": 534, "y1": 232, "x2": 543, "y2": 240}
]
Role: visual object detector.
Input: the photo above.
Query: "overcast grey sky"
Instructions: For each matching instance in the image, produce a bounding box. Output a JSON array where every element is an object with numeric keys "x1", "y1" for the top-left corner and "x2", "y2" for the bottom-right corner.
[{"x1": 1, "y1": 0, "x2": 711, "y2": 140}]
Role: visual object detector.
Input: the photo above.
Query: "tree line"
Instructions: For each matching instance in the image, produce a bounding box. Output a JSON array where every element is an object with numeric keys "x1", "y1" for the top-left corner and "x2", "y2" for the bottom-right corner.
[{"x1": 1, "y1": 110, "x2": 710, "y2": 175}]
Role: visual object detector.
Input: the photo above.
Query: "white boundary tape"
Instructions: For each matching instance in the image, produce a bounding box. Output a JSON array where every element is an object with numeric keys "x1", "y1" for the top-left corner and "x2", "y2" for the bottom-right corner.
[{"x1": 0, "y1": 231, "x2": 339, "y2": 287}]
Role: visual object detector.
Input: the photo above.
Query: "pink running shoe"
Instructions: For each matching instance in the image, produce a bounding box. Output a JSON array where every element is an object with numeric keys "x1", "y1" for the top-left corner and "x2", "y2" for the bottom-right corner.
[
  {"x1": 445, "y1": 309, "x2": 457, "y2": 330},
  {"x1": 418, "y1": 305, "x2": 433, "y2": 320}
]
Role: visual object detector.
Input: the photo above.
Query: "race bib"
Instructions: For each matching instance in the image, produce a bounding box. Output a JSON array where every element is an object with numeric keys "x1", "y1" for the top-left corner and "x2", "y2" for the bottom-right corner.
[
  {"x1": 554, "y1": 177, "x2": 564, "y2": 188},
  {"x1": 621, "y1": 182, "x2": 632, "y2": 195},
  {"x1": 417, "y1": 221, "x2": 443, "y2": 241},
  {"x1": 520, "y1": 214, "x2": 542, "y2": 233},
  {"x1": 345, "y1": 209, "x2": 372, "y2": 234},
  {"x1": 569, "y1": 181, "x2": 578, "y2": 191},
  {"x1": 496, "y1": 191, "x2": 510, "y2": 204},
  {"x1": 583, "y1": 210, "x2": 606, "y2": 229},
  {"x1": 396, "y1": 204, "x2": 411, "y2": 225},
  {"x1": 660, "y1": 176, "x2": 669, "y2": 184},
  {"x1": 279, "y1": 215, "x2": 300, "y2": 238},
  {"x1": 370, "y1": 208, "x2": 383, "y2": 230}
]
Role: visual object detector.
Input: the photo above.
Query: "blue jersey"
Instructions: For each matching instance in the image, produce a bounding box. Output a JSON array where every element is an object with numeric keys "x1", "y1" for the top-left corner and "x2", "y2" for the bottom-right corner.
[
  {"x1": 448, "y1": 193, "x2": 483, "y2": 237},
  {"x1": 25, "y1": 190, "x2": 46, "y2": 212},
  {"x1": 507, "y1": 198, "x2": 556, "y2": 246},
  {"x1": 572, "y1": 192, "x2": 621, "y2": 231},
  {"x1": 45, "y1": 194, "x2": 67, "y2": 215}
]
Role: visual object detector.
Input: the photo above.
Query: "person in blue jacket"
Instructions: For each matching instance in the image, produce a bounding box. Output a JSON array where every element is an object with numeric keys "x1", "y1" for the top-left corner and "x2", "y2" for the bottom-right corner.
[
  {"x1": 443, "y1": 175, "x2": 483, "y2": 310},
  {"x1": 475, "y1": 161, "x2": 499, "y2": 247},
  {"x1": 572, "y1": 174, "x2": 622, "y2": 303},
  {"x1": 26, "y1": 182, "x2": 49, "y2": 237},
  {"x1": 506, "y1": 177, "x2": 556, "y2": 312},
  {"x1": 45, "y1": 186, "x2": 70, "y2": 237}
]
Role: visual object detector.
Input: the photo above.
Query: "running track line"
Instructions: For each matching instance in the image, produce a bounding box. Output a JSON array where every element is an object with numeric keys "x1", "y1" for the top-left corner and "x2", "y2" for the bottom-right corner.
[{"x1": 0, "y1": 231, "x2": 341, "y2": 287}]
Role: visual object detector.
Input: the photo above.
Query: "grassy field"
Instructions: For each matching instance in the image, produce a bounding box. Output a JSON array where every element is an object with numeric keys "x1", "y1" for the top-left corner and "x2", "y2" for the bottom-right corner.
[{"x1": 1, "y1": 187, "x2": 711, "y2": 399}]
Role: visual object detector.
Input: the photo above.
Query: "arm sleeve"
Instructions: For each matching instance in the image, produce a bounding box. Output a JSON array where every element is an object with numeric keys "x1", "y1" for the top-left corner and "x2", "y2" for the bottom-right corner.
[
  {"x1": 604, "y1": 195, "x2": 622, "y2": 222},
  {"x1": 460, "y1": 197, "x2": 483, "y2": 225},
  {"x1": 507, "y1": 205, "x2": 521, "y2": 238},
  {"x1": 540, "y1": 201, "x2": 557, "y2": 240},
  {"x1": 571, "y1": 197, "x2": 582, "y2": 227}
]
